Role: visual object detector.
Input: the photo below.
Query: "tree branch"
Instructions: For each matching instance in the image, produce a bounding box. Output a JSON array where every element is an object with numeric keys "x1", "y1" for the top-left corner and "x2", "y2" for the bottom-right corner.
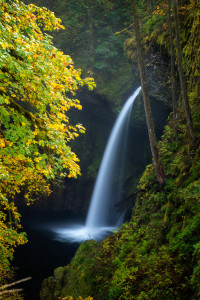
[
  {"x1": 114, "y1": 23, "x2": 134, "y2": 36},
  {"x1": 7, "y1": 100, "x2": 42, "y2": 129},
  {"x1": 0, "y1": 288, "x2": 23, "y2": 297},
  {"x1": 0, "y1": 277, "x2": 32, "y2": 291}
]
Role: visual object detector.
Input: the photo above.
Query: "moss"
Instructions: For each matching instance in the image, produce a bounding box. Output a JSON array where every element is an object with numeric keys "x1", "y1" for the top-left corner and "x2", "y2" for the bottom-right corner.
[
  {"x1": 41, "y1": 240, "x2": 99, "y2": 300},
  {"x1": 41, "y1": 104, "x2": 200, "y2": 299}
]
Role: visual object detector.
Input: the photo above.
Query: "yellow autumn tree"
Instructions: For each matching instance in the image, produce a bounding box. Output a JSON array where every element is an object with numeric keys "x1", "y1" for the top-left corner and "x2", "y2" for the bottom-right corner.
[{"x1": 0, "y1": 0, "x2": 95, "y2": 274}]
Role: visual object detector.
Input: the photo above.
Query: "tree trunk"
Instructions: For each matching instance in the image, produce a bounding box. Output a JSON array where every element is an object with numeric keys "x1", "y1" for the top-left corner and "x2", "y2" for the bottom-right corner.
[
  {"x1": 173, "y1": 0, "x2": 195, "y2": 140},
  {"x1": 168, "y1": 0, "x2": 178, "y2": 135},
  {"x1": 132, "y1": 0, "x2": 165, "y2": 186},
  {"x1": 87, "y1": 0, "x2": 94, "y2": 66}
]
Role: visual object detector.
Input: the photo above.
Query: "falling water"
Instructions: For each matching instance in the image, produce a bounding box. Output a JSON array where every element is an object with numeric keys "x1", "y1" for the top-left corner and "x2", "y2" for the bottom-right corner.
[
  {"x1": 52, "y1": 87, "x2": 141, "y2": 242},
  {"x1": 86, "y1": 86, "x2": 141, "y2": 228}
]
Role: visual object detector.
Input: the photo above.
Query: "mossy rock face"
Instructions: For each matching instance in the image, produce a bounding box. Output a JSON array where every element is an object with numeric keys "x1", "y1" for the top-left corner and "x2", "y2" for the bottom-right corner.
[
  {"x1": 40, "y1": 119, "x2": 200, "y2": 300},
  {"x1": 40, "y1": 276, "x2": 55, "y2": 300},
  {"x1": 40, "y1": 240, "x2": 99, "y2": 300},
  {"x1": 40, "y1": 267, "x2": 69, "y2": 300},
  {"x1": 54, "y1": 267, "x2": 64, "y2": 280}
]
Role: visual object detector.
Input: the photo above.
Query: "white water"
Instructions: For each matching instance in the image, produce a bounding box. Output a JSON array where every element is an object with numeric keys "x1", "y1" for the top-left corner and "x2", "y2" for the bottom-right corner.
[
  {"x1": 86, "y1": 86, "x2": 141, "y2": 228},
  {"x1": 52, "y1": 87, "x2": 141, "y2": 242}
]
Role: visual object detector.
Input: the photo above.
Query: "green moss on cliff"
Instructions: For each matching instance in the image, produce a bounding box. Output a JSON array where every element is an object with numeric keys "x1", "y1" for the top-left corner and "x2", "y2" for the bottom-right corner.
[
  {"x1": 40, "y1": 102, "x2": 200, "y2": 299},
  {"x1": 40, "y1": 240, "x2": 99, "y2": 300}
]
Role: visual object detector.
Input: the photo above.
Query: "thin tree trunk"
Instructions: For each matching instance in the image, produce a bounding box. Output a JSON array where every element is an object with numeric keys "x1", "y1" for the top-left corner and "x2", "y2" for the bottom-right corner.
[
  {"x1": 132, "y1": 0, "x2": 165, "y2": 186},
  {"x1": 173, "y1": 0, "x2": 195, "y2": 140},
  {"x1": 87, "y1": 0, "x2": 94, "y2": 66},
  {"x1": 168, "y1": 0, "x2": 178, "y2": 135}
]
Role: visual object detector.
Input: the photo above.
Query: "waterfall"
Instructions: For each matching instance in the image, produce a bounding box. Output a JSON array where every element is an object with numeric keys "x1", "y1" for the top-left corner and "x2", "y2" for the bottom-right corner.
[
  {"x1": 86, "y1": 86, "x2": 141, "y2": 228},
  {"x1": 52, "y1": 87, "x2": 141, "y2": 242}
]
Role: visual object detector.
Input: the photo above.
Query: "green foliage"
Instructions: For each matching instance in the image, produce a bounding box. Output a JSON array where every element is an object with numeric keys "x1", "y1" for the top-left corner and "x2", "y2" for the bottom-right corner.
[{"x1": 24, "y1": 0, "x2": 133, "y2": 110}]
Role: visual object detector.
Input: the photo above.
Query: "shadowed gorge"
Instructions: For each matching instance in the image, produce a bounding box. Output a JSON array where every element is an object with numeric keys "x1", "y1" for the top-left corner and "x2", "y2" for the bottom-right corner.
[{"x1": 49, "y1": 87, "x2": 142, "y2": 243}]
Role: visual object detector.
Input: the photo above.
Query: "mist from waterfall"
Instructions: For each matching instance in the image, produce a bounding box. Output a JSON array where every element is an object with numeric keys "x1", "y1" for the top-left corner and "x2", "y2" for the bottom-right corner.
[{"x1": 52, "y1": 87, "x2": 141, "y2": 242}]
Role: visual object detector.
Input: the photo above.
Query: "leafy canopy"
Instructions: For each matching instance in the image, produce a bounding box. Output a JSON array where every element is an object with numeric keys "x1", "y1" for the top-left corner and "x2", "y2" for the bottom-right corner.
[{"x1": 0, "y1": 0, "x2": 95, "y2": 272}]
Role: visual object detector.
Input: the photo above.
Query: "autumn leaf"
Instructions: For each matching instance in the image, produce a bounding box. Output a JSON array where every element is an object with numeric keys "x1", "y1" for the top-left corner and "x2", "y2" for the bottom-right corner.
[{"x1": 0, "y1": 0, "x2": 95, "y2": 273}]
